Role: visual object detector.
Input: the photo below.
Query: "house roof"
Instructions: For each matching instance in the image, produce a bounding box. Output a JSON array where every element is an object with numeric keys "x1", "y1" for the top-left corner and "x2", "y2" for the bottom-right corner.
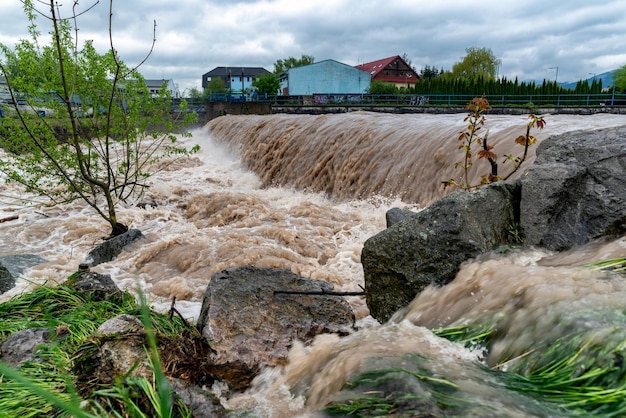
[
  {"x1": 355, "y1": 55, "x2": 420, "y2": 84},
  {"x1": 356, "y1": 56, "x2": 400, "y2": 77},
  {"x1": 145, "y1": 79, "x2": 173, "y2": 88},
  {"x1": 203, "y1": 67, "x2": 270, "y2": 78},
  {"x1": 282, "y1": 59, "x2": 371, "y2": 76}
]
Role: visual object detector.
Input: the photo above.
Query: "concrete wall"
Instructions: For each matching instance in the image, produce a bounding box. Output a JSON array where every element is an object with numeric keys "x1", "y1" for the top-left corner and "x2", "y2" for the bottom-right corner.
[{"x1": 204, "y1": 101, "x2": 272, "y2": 121}]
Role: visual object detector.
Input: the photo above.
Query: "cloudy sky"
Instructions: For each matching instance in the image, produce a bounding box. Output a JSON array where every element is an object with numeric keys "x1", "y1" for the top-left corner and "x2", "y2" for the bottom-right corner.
[{"x1": 1, "y1": 0, "x2": 625, "y2": 93}]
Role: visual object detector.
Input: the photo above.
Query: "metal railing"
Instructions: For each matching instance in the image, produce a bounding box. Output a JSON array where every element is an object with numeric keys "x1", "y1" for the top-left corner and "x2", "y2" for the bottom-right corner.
[
  {"x1": 271, "y1": 93, "x2": 626, "y2": 107},
  {"x1": 6, "y1": 93, "x2": 623, "y2": 119}
]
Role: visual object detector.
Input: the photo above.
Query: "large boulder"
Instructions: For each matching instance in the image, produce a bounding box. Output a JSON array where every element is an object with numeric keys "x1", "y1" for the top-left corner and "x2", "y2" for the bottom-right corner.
[
  {"x1": 196, "y1": 266, "x2": 355, "y2": 390},
  {"x1": 362, "y1": 182, "x2": 520, "y2": 323},
  {"x1": 363, "y1": 125, "x2": 626, "y2": 323},
  {"x1": 520, "y1": 125, "x2": 626, "y2": 251}
]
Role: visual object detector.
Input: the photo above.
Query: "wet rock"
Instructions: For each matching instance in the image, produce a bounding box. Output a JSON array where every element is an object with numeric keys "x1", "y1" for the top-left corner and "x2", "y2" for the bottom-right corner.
[
  {"x1": 363, "y1": 182, "x2": 519, "y2": 323},
  {"x1": 97, "y1": 314, "x2": 144, "y2": 336},
  {"x1": 74, "y1": 314, "x2": 152, "y2": 386},
  {"x1": 67, "y1": 270, "x2": 123, "y2": 301},
  {"x1": 521, "y1": 125, "x2": 626, "y2": 251},
  {"x1": 196, "y1": 266, "x2": 355, "y2": 390},
  {"x1": 0, "y1": 328, "x2": 50, "y2": 367},
  {"x1": 97, "y1": 335, "x2": 152, "y2": 381},
  {"x1": 76, "y1": 315, "x2": 217, "y2": 405},
  {"x1": 169, "y1": 378, "x2": 228, "y2": 418},
  {"x1": 0, "y1": 264, "x2": 13, "y2": 295},
  {"x1": 385, "y1": 207, "x2": 419, "y2": 227},
  {"x1": 79, "y1": 316, "x2": 151, "y2": 386},
  {"x1": 85, "y1": 228, "x2": 144, "y2": 266},
  {"x1": 0, "y1": 254, "x2": 48, "y2": 294}
]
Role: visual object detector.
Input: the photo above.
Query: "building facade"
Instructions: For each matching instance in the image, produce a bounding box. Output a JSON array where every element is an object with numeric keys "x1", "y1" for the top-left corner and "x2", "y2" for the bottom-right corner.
[
  {"x1": 356, "y1": 55, "x2": 420, "y2": 88},
  {"x1": 145, "y1": 79, "x2": 179, "y2": 98},
  {"x1": 0, "y1": 76, "x2": 10, "y2": 102},
  {"x1": 279, "y1": 59, "x2": 371, "y2": 95},
  {"x1": 202, "y1": 67, "x2": 270, "y2": 94}
]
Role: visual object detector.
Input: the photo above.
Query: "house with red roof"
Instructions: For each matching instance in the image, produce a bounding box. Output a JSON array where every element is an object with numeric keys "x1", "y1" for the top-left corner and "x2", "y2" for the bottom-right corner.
[{"x1": 355, "y1": 55, "x2": 420, "y2": 89}]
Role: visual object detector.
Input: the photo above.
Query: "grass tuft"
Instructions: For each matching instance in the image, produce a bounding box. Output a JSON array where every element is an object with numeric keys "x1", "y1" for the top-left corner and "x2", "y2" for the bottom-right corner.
[{"x1": 0, "y1": 280, "x2": 202, "y2": 417}]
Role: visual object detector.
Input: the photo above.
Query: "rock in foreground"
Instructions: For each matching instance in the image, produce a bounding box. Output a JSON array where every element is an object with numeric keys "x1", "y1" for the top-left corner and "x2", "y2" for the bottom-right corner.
[{"x1": 196, "y1": 266, "x2": 355, "y2": 390}]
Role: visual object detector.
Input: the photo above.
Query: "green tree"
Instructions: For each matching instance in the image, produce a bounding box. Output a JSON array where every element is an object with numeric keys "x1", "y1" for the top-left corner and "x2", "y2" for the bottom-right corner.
[
  {"x1": 273, "y1": 54, "x2": 315, "y2": 74},
  {"x1": 252, "y1": 73, "x2": 280, "y2": 96},
  {"x1": 204, "y1": 77, "x2": 227, "y2": 95},
  {"x1": 612, "y1": 64, "x2": 626, "y2": 93},
  {"x1": 0, "y1": 0, "x2": 198, "y2": 236},
  {"x1": 451, "y1": 47, "x2": 501, "y2": 81},
  {"x1": 419, "y1": 65, "x2": 443, "y2": 79},
  {"x1": 367, "y1": 80, "x2": 398, "y2": 94},
  {"x1": 401, "y1": 53, "x2": 413, "y2": 68},
  {"x1": 188, "y1": 87, "x2": 203, "y2": 98}
]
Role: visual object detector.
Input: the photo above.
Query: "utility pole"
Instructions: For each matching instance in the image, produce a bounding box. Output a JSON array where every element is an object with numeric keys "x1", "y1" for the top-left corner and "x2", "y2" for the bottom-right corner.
[{"x1": 549, "y1": 66, "x2": 559, "y2": 83}]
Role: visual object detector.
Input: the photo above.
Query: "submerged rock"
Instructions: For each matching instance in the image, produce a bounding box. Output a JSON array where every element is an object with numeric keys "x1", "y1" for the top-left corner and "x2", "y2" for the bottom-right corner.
[
  {"x1": 169, "y1": 378, "x2": 228, "y2": 418},
  {"x1": 0, "y1": 254, "x2": 48, "y2": 294},
  {"x1": 196, "y1": 266, "x2": 355, "y2": 390},
  {"x1": 0, "y1": 264, "x2": 13, "y2": 295}
]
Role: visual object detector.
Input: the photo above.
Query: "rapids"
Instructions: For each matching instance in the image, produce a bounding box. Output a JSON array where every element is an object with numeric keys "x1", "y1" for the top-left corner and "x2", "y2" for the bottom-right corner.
[{"x1": 2, "y1": 111, "x2": 626, "y2": 416}]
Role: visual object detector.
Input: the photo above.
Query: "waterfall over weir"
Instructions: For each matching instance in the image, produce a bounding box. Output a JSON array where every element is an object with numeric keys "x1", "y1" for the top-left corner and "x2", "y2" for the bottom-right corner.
[{"x1": 205, "y1": 111, "x2": 619, "y2": 207}]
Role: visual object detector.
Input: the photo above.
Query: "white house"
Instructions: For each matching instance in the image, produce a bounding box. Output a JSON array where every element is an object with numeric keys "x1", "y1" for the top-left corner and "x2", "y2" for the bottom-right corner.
[{"x1": 145, "y1": 79, "x2": 180, "y2": 98}]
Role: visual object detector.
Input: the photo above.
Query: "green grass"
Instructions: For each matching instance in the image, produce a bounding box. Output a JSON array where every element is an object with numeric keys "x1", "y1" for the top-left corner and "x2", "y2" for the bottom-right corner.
[
  {"x1": 327, "y1": 292, "x2": 626, "y2": 416},
  {"x1": 585, "y1": 258, "x2": 626, "y2": 273},
  {"x1": 0, "y1": 279, "x2": 199, "y2": 417}
]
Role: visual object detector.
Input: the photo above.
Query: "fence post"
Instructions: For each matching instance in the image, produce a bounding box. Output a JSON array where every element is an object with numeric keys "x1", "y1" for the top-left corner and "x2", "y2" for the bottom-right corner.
[{"x1": 611, "y1": 88, "x2": 615, "y2": 106}]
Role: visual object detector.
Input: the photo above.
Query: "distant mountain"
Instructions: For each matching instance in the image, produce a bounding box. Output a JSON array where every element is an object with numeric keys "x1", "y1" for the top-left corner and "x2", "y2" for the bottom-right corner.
[{"x1": 559, "y1": 70, "x2": 614, "y2": 90}]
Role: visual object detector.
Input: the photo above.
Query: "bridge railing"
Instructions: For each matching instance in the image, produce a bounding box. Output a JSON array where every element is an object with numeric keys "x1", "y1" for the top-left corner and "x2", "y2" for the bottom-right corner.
[
  {"x1": 266, "y1": 93, "x2": 626, "y2": 107},
  {"x1": 200, "y1": 93, "x2": 626, "y2": 107}
]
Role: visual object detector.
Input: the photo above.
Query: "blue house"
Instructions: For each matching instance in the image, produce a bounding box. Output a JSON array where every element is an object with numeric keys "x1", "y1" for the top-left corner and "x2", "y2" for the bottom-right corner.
[
  {"x1": 279, "y1": 59, "x2": 371, "y2": 95},
  {"x1": 202, "y1": 67, "x2": 270, "y2": 95}
]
